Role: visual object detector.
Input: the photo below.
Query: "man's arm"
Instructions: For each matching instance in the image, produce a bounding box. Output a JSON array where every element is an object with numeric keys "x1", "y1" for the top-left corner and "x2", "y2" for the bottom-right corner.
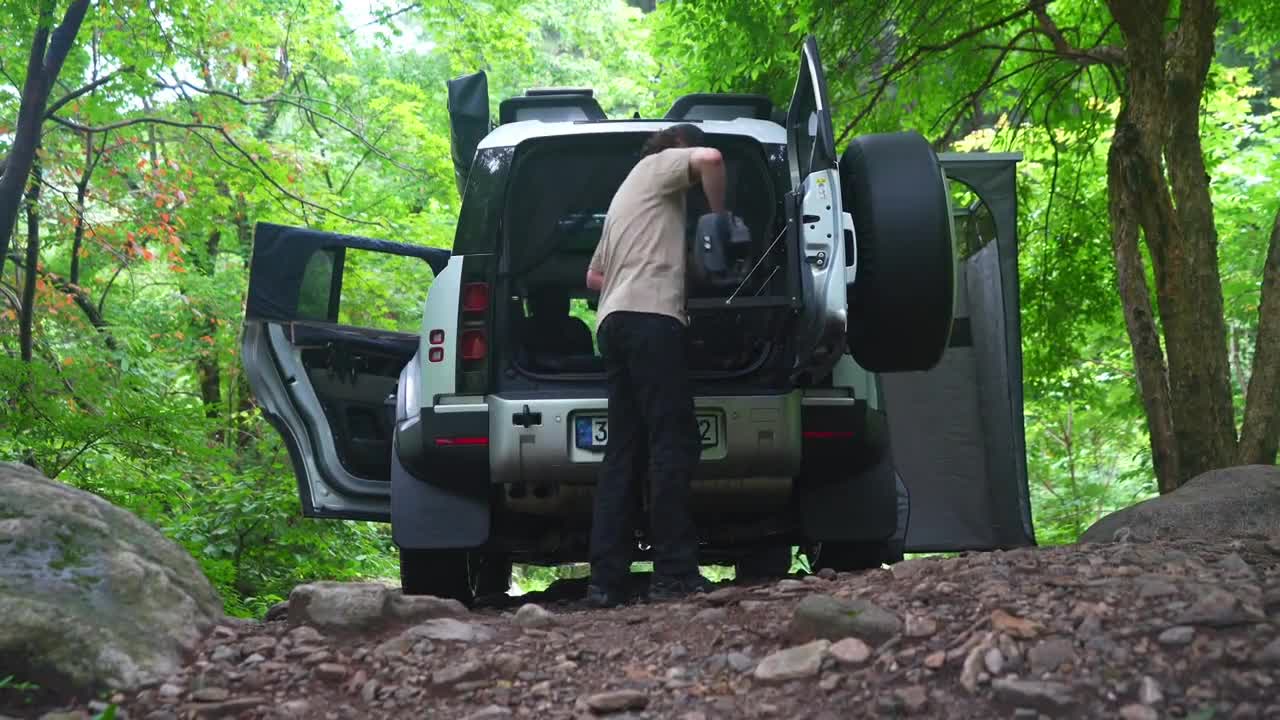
[
  {"x1": 689, "y1": 147, "x2": 726, "y2": 214},
  {"x1": 585, "y1": 268, "x2": 604, "y2": 291}
]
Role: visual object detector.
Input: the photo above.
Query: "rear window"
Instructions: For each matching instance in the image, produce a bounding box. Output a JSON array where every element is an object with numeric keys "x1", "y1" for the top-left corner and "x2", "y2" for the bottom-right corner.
[{"x1": 501, "y1": 133, "x2": 783, "y2": 280}]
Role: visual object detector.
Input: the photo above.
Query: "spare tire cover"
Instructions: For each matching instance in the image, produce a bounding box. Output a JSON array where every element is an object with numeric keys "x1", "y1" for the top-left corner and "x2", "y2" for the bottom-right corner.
[{"x1": 840, "y1": 131, "x2": 955, "y2": 373}]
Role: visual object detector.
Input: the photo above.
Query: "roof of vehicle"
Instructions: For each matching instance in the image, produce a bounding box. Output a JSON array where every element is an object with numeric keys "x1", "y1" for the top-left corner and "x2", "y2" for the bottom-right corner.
[{"x1": 476, "y1": 117, "x2": 788, "y2": 150}]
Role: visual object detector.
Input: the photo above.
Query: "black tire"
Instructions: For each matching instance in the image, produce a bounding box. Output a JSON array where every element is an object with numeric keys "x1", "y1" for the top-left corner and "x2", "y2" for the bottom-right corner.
[
  {"x1": 472, "y1": 553, "x2": 512, "y2": 597},
  {"x1": 840, "y1": 130, "x2": 956, "y2": 373},
  {"x1": 400, "y1": 548, "x2": 474, "y2": 603},
  {"x1": 735, "y1": 544, "x2": 794, "y2": 582},
  {"x1": 814, "y1": 540, "x2": 900, "y2": 573}
]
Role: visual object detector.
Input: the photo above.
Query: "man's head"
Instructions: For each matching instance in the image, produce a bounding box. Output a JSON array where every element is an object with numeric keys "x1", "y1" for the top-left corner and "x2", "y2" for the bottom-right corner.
[{"x1": 642, "y1": 123, "x2": 706, "y2": 156}]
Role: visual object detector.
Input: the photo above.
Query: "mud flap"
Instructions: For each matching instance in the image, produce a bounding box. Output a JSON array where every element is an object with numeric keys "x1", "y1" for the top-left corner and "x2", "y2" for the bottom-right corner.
[
  {"x1": 390, "y1": 437, "x2": 490, "y2": 550},
  {"x1": 799, "y1": 447, "x2": 899, "y2": 542}
]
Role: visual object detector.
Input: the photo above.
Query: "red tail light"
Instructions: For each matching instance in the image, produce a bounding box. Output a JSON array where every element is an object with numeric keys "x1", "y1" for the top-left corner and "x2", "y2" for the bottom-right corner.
[
  {"x1": 803, "y1": 430, "x2": 855, "y2": 440},
  {"x1": 435, "y1": 436, "x2": 488, "y2": 447},
  {"x1": 462, "y1": 282, "x2": 490, "y2": 313},
  {"x1": 428, "y1": 347, "x2": 444, "y2": 362},
  {"x1": 460, "y1": 329, "x2": 487, "y2": 361},
  {"x1": 429, "y1": 329, "x2": 445, "y2": 344}
]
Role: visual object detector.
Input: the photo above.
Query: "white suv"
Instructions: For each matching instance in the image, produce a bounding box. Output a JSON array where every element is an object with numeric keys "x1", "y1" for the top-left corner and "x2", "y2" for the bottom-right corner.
[{"x1": 241, "y1": 36, "x2": 1036, "y2": 603}]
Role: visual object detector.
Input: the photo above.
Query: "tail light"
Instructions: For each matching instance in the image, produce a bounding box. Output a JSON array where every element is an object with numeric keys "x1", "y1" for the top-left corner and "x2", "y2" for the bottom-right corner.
[
  {"x1": 460, "y1": 329, "x2": 487, "y2": 361},
  {"x1": 803, "y1": 430, "x2": 855, "y2": 440},
  {"x1": 462, "y1": 282, "x2": 490, "y2": 313}
]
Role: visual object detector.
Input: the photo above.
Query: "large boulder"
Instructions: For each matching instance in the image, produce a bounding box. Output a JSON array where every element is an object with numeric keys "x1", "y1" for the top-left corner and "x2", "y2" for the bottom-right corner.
[
  {"x1": 0, "y1": 462, "x2": 224, "y2": 696},
  {"x1": 1080, "y1": 465, "x2": 1280, "y2": 544}
]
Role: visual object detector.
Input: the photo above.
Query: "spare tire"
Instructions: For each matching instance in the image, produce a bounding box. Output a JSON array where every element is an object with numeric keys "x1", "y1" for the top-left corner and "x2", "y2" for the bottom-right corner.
[{"x1": 840, "y1": 131, "x2": 955, "y2": 372}]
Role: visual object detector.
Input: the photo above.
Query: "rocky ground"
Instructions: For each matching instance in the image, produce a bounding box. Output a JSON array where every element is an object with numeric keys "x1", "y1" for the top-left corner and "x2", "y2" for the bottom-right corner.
[{"x1": 19, "y1": 535, "x2": 1280, "y2": 720}]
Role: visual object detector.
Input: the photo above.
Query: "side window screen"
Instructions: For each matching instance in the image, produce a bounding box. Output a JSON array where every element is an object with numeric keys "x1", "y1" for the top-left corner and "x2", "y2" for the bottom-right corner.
[
  {"x1": 335, "y1": 247, "x2": 437, "y2": 333},
  {"x1": 950, "y1": 181, "x2": 996, "y2": 260},
  {"x1": 297, "y1": 249, "x2": 338, "y2": 321}
]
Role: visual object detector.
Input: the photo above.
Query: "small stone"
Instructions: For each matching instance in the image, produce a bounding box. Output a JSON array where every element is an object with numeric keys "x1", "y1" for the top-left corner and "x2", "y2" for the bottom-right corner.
[
  {"x1": 1138, "y1": 676, "x2": 1163, "y2": 705},
  {"x1": 413, "y1": 618, "x2": 495, "y2": 643},
  {"x1": 191, "y1": 687, "x2": 229, "y2": 703},
  {"x1": 185, "y1": 696, "x2": 265, "y2": 718},
  {"x1": 924, "y1": 651, "x2": 946, "y2": 670},
  {"x1": 277, "y1": 700, "x2": 311, "y2": 718},
  {"x1": 584, "y1": 689, "x2": 648, "y2": 713},
  {"x1": 1176, "y1": 589, "x2": 1263, "y2": 627},
  {"x1": 693, "y1": 607, "x2": 728, "y2": 623},
  {"x1": 704, "y1": 586, "x2": 745, "y2": 606},
  {"x1": 241, "y1": 636, "x2": 276, "y2": 656},
  {"x1": 895, "y1": 685, "x2": 928, "y2": 714},
  {"x1": 491, "y1": 652, "x2": 523, "y2": 676},
  {"x1": 727, "y1": 652, "x2": 755, "y2": 673},
  {"x1": 1028, "y1": 637, "x2": 1076, "y2": 675},
  {"x1": 286, "y1": 626, "x2": 324, "y2": 645},
  {"x1": 904, "y1": 615, "x2": 938, "y2": 638},
  {"x1": 789, "y1": 594, "x2": 901, "y2": 644},
  {"x1": 514, "y1": 603, "x2": 555, "y2": 628},
  {"x1": 960, "y1": 642, "x2": 987, "y2": 693},
  {"x1": 461, "y1": 707, "x2": 512, "y2": 720},
  {"x1": 1218, "y1": 553, "x2": 1252, "y2": 574},
  {"x1": 1137, "y1": 576, "x2": 1179, "y2": 599},
  {"x1": 829, "y1": 637, "x2": 872, "y2": 665},
  {"x1": 983, "y1": 647, "x2": 1004, "y2": 675},
  {"x1": 361, "y1": 680, "x2": 379, "y2": 703},
  {"x1": 817, "y1": 568, "x2": 837, "y2": 581},
  {"x1": 313, "y1": 663, "x2": 347, "y2": 681},
  {"x1": 753, "y1": 640, "x2": 830, "y2": 683},
  {"x1": 991, "y1": 609, "x2": 1043, "y2": 639},
  {"x1": 680, "y1": 713, "x2": 707, "y2": 720},
  {"x1": 1076, "y1": 614, "x2": 1103, "y2": 638},
  {"x1": 991, "y1": 678, "x2": 1076, "y2": 713},
  {"x1": 776, "y1": 579, "x2": 808, "y2": 592},
  {"x1": 819, "y1": 673, "x2": 842, "y2": 691},
  {"x1": 301, "y1": 650, "x2": 332, "y2": 666},
  {"x1": 1158, "y1": 626, "x2": 1195, "y2": 646},
  {"x1": 209, "y1": 645, "x2": 237, "y2": 663},
  {"x1": 433, "y1": 661, "x2": 484, "y2": 686},
  {"x1": 1255, "y1": 637, "x2": 1280, "y2": 665},
  {"x1": 158, "y1": 684, "x2": 182, "y2": 700},
  {"x1": 1120, "y1": 704, "x2": 1158, "y2": 720}
]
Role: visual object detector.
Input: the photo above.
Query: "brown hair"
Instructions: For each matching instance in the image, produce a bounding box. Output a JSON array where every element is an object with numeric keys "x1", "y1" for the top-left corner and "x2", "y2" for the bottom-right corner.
[{"x1": 642, "y1": 123, "x2": 706, "y2": 156}]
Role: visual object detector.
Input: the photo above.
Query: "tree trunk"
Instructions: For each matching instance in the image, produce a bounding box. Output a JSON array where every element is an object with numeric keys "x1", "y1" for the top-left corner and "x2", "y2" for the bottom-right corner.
[
  {"x1": 1237, "y1": 204, "x2": 1280, "y2": 464},
  {"x1": 1107, "y1": 119, "x2": 1181, "y2": 493},
  {"x1": 18, "y1": 159, "x2": 41, "y2": 363},
  {"x1": 0, "y1": 0, "x2": 91, "y2": 278},
  {"x1": 195, "y1": 229, "x2": 222, "y2": 420}
]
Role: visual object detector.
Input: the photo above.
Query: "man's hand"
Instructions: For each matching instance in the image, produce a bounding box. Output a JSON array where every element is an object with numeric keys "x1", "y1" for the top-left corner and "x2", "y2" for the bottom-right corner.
[
  {"x1": 689, "y1": 147, "x2": 726, "y2": 214},
  {"x1": 586, "y1": 268, "x2": 604, "y2": 291}
]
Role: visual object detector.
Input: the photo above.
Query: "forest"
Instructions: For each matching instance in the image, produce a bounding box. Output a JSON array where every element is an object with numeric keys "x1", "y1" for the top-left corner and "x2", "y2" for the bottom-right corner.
[{"x1": 1, "y1": 0, "x2": 1278, "y2": 617}]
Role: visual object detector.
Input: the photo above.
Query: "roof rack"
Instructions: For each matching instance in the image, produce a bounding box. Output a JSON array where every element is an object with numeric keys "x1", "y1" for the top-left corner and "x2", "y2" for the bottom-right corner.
[
  {"x1": 499, "y1": 91, "x2": 607, "y2": 124},
  {"x1": 665, "y1": 93, "x2": 774, "y2": 122}
]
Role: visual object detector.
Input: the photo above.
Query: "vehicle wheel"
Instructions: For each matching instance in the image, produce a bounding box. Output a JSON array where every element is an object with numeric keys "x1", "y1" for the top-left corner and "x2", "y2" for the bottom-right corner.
[
  {"x1": 813, "y1": 540, "x2": 898, "y2": 573},
  {"x1": 840, "y1": 130, "x2": 956, "y2": 372},
  {"x1": 399, "y1": 548, "x2": 474, "y2": 603},
  {"x1": 735, "y1": 544, "x2": 793, "y2": 582},
  {"x1": 471, "y1": 553, "x2": 512, "y2": 597}
]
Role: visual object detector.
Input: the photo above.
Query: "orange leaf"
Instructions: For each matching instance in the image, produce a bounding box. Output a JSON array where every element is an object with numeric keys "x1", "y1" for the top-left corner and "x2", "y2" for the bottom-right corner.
[
  {"x1": 160, "y1": 212, "x2": 170, "y2": 223},
  {"x1": 200, "y1": 335, "x2": 214, "y2": 344},
  {"x1": 174, "y1": 331, "x2": 185, "y2": 340},
  {"x1": 143, "y1": 248, "x2": 155, "y2": 261},
  {"x1": 62, "y1": 357, "x2": 74, "y2": 367},
  {"x1": 154, "y1": 197, "x2": 164, "y2": 208}
]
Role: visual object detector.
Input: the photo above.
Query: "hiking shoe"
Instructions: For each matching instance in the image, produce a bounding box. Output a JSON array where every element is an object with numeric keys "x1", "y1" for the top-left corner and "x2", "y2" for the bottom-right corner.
[
  {"x1": 584, "y1": 584, "x2": 629, "y2": 609},
  {"x1": 648, "y1": 574, "x2": 714, "y2": 602}
]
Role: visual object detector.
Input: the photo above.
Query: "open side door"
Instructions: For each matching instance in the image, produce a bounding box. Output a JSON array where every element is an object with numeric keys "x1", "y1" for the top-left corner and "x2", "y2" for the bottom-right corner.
[
  {"x1": 785, "y1": 36, "x2": 850, "y2": 382},
  {"x1": 447, "y1": 71, "x2": 490, "y2": 198},
  {"x1": 879, "y1": 153, "x2": 1036, "y2": 551},
  {"x1": 242, "y1": 222, "x2": 449, "y2": 521}
]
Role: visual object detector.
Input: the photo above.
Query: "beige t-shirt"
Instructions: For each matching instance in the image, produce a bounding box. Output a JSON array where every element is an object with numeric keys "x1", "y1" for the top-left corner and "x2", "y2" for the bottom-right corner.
[{"x1": 589, "y1": 147, "x2": 696, "y2": 328}]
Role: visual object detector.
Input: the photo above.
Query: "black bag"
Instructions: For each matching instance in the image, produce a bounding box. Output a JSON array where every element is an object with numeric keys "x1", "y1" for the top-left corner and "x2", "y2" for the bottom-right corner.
[{"x1": 690, "y1": 212, "x2": 753, "y2": 290}]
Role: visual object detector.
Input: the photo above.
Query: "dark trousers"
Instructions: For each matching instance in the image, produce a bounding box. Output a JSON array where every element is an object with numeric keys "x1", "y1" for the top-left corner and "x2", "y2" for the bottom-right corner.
[{"x1": 589, "y1": 311, "x2": 702, "y2": 590}]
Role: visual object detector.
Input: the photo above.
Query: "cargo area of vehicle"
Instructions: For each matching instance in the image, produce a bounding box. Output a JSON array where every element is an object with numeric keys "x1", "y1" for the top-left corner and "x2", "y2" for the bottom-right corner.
[{"x1": 491, "y1": 132, "x2": 799, "y2": 388}]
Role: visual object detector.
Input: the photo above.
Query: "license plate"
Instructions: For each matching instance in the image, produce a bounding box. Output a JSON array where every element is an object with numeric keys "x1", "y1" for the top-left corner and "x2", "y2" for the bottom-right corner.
[{"x1": 574, "y1": 413, "x2": 720, "y2": 450}]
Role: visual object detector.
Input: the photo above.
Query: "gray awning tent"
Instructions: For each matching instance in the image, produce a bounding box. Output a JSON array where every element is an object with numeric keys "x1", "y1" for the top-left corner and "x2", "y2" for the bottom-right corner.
[{"x1": 887, "y1": 152, "x2": 1036, "y2": 552}]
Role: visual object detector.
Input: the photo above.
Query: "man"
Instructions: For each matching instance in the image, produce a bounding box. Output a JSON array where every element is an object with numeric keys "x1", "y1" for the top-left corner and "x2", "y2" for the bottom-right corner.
[{"x1": 583, "y1": 123, "x2": 728, "y2": 607}]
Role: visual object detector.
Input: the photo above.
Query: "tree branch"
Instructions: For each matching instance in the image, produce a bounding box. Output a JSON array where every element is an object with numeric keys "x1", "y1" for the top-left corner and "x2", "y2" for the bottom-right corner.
[
  {"x1": 44, "y1": 65, "x2": 134, "y2": 118},
  {"x1": 48, "y1": 114, "x2": 385, "y2": 227},
  {"x1": 1029, "y1": 1, "x2": 1124, "y2": 66}
]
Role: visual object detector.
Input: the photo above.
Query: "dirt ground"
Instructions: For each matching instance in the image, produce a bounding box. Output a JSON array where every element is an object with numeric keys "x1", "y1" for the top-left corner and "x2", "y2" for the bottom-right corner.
[{"x1": 16, "y1": 536, "x2": 1280, "y2": 720}]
